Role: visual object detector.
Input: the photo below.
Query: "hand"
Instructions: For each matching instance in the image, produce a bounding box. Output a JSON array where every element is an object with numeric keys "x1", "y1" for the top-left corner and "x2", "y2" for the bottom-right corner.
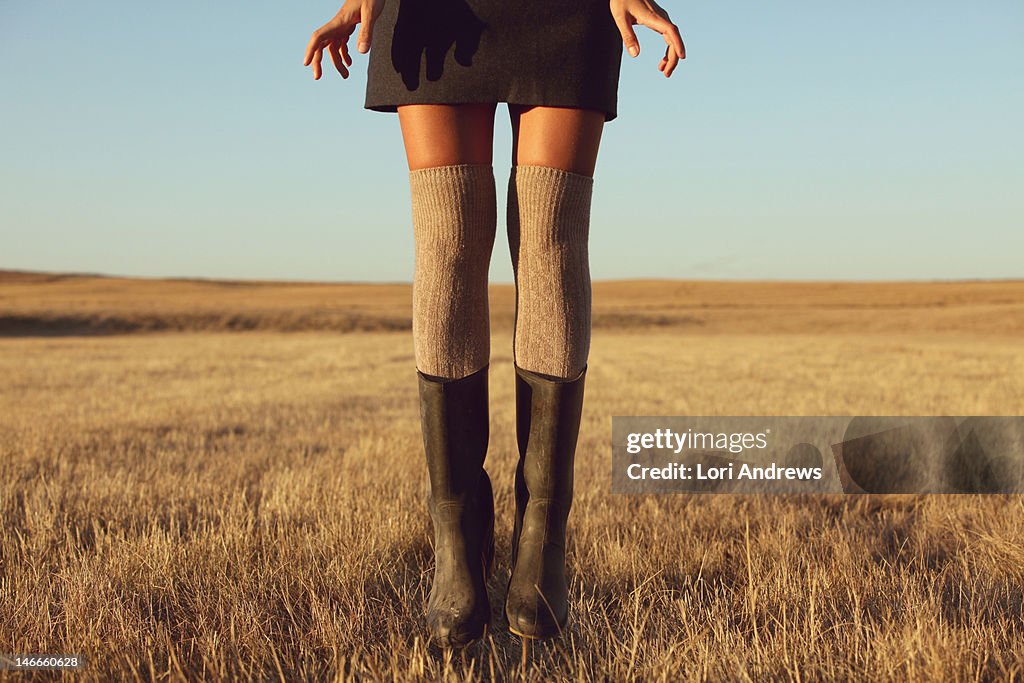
[
  {"x1": 303, "y1": 0, "x2": 385, "y2": 80},
  {"x1": 609, "y1": 0, "x2": 685, "y2": 77}
]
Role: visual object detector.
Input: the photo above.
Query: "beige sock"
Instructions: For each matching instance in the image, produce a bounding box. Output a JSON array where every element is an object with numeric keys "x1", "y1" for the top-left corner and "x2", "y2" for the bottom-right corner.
[
  {"x1": 409, "y1": 164, "x2": 496, "y2": 379},
  {"x1": 507, "y1": 165, "x2": 593, "y2": 380}
]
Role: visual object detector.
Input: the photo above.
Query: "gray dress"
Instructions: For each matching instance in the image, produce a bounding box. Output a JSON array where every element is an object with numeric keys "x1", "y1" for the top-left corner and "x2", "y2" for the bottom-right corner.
[{"x1": 364, "y1": 0, "x2": 624, "y2": 121}]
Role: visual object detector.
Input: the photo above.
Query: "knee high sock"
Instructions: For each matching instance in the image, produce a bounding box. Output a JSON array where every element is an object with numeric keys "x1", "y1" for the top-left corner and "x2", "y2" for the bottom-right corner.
[
  {"x1": 409, "y1": 164, "x2": 497, "y2": 380},
  {"x1": 507, "y1": 165, "x2": 593, "y2": 380}
]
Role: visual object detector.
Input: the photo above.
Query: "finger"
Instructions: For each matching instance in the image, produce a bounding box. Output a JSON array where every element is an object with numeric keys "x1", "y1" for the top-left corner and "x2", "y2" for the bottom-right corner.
[
  {"x1": 662, "y1": 19, "x2": 685, "y2": 61},
  {"x1": 357, "y1": 4, "x2": 376, "y2": 53},
  {"x1": 341, "y1": 39, "x2": 352, "y2": 67},
  {"x1": 669, "y1": 26, "x2": 685, "y2": 60},
  {"x1": 612, "y1": 13, "x2": 640, "y2": 57},
  {"x1": 664, "y1": 44, "x2": 680, "y2": 77},
  {"x1": 329, "y1": 42, "x2": 350, "y2": 78},
  {"x1": 639, "y1": 11, "x2": 685, "y2": 61},
  {"x1": 312, "y1": 46, "x2": 323, "y2": 79},
  {"x1": 304, "y1": 31, "x2": 323, "y2": 66}
]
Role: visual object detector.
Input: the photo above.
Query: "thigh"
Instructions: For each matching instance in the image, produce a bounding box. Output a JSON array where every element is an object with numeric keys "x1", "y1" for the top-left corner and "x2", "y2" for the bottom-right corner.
[
  {"x1": 509, "y1": 105, "x2": 605, "y2": 177},
  {"x1": 397, "y1": 103, "x2": 497, "y2": 171}
]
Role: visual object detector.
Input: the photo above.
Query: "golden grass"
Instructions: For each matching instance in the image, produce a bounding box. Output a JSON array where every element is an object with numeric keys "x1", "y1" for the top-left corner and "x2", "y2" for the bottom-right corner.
[{"x1": 1, "y1": 272, "x2": 1023, "y2": 681}]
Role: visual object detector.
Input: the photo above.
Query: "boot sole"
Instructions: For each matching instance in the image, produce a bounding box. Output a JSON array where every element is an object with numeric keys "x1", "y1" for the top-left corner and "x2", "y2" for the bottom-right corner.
[
  {"x1": 507, "y1": 624, "x2": 536, "y2": 640},
  {"x1": 507, "y1": 620, "x2": 566, "y2": 640}
]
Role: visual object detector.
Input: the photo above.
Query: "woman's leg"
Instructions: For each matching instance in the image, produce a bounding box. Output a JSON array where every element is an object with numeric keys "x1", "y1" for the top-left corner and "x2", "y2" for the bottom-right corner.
[
  {"x1": 507, "y1": 105, "x2": 604, "y2": 379},
  {"x1": 398, "y1": 103, "x2": 499, "y2": 647},
  {"x1": 399, "y1": 103, "x2": 498, "y2": 379},
  {"x1": 504, "y1": 105, "x2": 604, "y2": 639}
]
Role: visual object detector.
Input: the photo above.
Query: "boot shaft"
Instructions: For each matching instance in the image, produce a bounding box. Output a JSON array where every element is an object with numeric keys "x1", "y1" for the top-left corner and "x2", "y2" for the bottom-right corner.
[
  {"x1": 418, "y1": 364, "x2": 490, "y2": 503},
  {"x1": 514, "y1": 365, "x2": 586, "y2": 506}
]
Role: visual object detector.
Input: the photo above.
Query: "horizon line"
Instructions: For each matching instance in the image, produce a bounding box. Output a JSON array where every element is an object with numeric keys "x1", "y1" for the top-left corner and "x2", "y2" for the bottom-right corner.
[{"x1": 2, "y1": 268, "x2": 1022, "y2": 287}]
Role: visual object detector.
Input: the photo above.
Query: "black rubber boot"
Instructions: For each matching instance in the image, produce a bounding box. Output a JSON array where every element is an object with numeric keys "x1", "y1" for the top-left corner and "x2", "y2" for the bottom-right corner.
[
  {"x1": 505, "y1": 364, "x2": 586, "y2": 639},
  {"x1": 418, "y1": 364, "x2": 495, "y2": 647}
]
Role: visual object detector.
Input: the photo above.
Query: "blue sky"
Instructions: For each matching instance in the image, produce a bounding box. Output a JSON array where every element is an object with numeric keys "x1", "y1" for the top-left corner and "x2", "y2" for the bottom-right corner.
[{"x1": 2, "y1": 0, "x2": 1021, "y2": 282}]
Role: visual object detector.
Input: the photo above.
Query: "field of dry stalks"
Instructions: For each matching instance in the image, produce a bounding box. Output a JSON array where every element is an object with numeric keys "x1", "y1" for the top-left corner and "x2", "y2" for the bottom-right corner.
[{"x1": 1, "y1": 271, "x2": 1022, "y2": 681}]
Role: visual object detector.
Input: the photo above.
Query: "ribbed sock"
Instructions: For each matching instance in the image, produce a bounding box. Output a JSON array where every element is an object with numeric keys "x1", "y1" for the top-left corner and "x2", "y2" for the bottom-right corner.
[
  {"x1": 507, "y1": 165, "x2": 593, "y2": 380},
  {"x1": 409, "y1": 164, "x2": 497, "y2": 379}
]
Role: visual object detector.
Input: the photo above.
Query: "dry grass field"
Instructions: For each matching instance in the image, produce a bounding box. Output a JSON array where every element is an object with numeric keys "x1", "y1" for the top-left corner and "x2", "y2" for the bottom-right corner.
[{"x1": 1, "y1": 270, "x2": 1023, "y2": 681}]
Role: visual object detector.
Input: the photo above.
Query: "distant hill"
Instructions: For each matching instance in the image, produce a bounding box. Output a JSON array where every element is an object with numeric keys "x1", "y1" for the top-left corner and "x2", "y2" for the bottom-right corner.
[{"x1": 1, "y1": 269, "x2": 1021, "y2": 337}]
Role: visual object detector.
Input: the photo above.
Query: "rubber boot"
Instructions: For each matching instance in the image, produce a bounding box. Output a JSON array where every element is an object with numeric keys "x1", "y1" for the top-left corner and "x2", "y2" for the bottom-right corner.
[
  {"x1": 505, "y1": 364, "x2": 586, "y2": 639},
  {"x1": 418, "y1": 364, "x2": 495, "y2": 647}
]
